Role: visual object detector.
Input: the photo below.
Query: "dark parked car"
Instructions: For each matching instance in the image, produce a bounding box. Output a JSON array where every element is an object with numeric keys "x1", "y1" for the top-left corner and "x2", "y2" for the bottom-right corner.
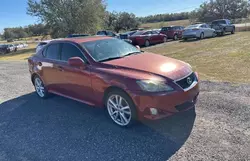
[
  {"x1": 211, "y1": 19, "x2": 235, "y2": 36},
  {"x1": 119, "y1": 31, "x2": 137, "y2": 40},
  {"x1": 160, "y1": 26, "x2": 184, "y2": 40},
  {"x1": 96, "y1": 30, "x2": 118, "y2": 37},
  {"x1": 67, "y1": 34, "x2": 89, "y2": 38},
  {"x1": 28, "y1": 36, "x2": 199, "y2": 127},
  {"x1": 0, "y1": 44, "x2": 16, "y2": 54},
  {"x1": 129, "y1": 30, "x2": 167, "y2": 47},
  {"x1": 97, "y1": 30, "x2": 132, "y2": 44}
]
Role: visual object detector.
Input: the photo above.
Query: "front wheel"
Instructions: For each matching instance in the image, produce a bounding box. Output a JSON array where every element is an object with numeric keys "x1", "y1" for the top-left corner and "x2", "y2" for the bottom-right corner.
[
  {"x1": 144, "y1": 40, "x2": 150, "y2": 47},
  {"x1": 106, "y1": 90, "x2": 137, "y2": 127}
]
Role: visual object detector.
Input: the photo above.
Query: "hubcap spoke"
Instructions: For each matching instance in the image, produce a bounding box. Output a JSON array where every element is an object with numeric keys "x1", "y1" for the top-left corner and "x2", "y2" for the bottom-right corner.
[
  {"x1": 120, "y1": 113, "x2": 128, "y2": 124},
  {"x1": 108, "y1": 100, "x2": 118, "y2": 109}
]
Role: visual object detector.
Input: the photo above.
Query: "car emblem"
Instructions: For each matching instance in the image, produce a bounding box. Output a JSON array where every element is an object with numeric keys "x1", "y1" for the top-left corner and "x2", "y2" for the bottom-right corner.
[{"x1": 187, "y1": 77, "x2": 193, "y2": 85}]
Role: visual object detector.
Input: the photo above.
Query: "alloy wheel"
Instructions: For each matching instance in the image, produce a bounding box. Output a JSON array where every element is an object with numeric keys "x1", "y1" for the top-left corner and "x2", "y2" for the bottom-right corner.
[
  {"x1": 107, "y1": 95, "x2": 132, "y2": 126},
  {"x1": 34, "y1": 77, "x2": 45, "y2": 98}
]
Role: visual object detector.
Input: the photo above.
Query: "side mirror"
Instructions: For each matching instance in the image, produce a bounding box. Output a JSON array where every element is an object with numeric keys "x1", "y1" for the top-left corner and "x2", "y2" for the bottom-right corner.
[
  {"x1": 135, "y1": 45, "x2": 141, "y2": 50},
  {"x1": 68, "y1": 57, "x2": 85, "y2": 69}
]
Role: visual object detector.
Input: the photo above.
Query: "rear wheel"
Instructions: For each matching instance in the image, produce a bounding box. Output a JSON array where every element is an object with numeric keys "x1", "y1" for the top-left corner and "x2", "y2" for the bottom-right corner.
[
  {"x1": 173, "y1": 34, "x2": 178, "y2": 40},
  {"x1": 105, "y1": 90, "x2": 137, "y2": 127},
  {"x1": 144, "y1": 40, "x2": 150, "y2": 47},
  {"x1": 163, "y1": 37, "x2": 167, "y2": 43},
  {"x1": 199, "y1": 32, "x2": 204, "y2": 40},
  {"x1": 34, "y1": 75, "x2": 49, "y2": 99},
  {"x1": 231, "y1": 28, "x2": 235, "y2": 34},
  {"x1": 221, "y1": 29, "x2": 225, "y2": 36}
]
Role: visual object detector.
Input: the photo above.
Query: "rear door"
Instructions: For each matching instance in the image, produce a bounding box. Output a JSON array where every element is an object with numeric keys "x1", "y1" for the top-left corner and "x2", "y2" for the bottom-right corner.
[
  {"x1": 58, "y1": 43, "x2": 93, "y2": 102},
  {"x1": 151, "y1": 31, "x2": 162, "y2": 43},
  {"x1": 40, "y1": 43, "x2": 62, "y2": 92}
]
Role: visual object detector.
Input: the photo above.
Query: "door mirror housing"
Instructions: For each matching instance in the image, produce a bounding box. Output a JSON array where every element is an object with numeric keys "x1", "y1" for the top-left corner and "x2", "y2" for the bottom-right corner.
[
  {"x1": 135, "y1": 45, "x2": 141, "y2": 50},
  {"x1": 68, "y1": 57, "x2": 85, "y2": 69}
]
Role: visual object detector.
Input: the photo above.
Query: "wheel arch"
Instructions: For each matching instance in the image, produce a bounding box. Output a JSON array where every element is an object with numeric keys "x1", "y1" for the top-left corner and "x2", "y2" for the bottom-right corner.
[{"x1": 103, "y1": 86, "x2": 131, "y2": 107}]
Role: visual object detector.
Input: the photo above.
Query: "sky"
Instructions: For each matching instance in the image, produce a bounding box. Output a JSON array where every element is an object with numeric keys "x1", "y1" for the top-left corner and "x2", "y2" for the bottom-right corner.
[{"x1": 0, "y1": 0, "x2": 205, "y2": 32}]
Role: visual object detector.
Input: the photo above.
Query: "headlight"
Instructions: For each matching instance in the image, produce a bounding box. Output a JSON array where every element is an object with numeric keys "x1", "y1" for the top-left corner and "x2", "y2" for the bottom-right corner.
[{"x1": 136, "y1": 80, "x2": 174, "y2": 92}]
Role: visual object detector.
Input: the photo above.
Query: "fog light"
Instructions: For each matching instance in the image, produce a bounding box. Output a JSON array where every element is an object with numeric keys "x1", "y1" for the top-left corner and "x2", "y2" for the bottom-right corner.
[{"x1": 150, "y1": 108, "x2": 158, "y2": 115}]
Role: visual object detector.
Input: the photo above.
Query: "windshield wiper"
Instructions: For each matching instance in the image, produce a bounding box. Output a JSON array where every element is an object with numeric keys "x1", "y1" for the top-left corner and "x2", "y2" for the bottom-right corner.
[
  {"x1": 99, "y1": 56, "x2": 123, "y2": 62},
  {"x1": 123, "y1": 51, "x2": 143, "y2": 57}
]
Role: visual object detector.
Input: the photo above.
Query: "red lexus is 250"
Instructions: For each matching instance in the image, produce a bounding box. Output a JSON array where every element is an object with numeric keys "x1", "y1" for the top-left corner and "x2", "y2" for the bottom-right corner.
[{"x1": 28, "y1": 36, "x2": 199, "y2": 127}]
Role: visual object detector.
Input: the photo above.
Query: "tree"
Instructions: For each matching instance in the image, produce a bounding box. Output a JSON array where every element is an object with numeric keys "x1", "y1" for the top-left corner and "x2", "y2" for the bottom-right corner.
[
  {"x1": 104, "y1": 12, "x2": 140, "y2": 33},
  {"x1": 27, "y1": 0, "x2": 106, "y2": 38},
  {"x1": 191, "y1": 0, "x2": 249, "y2": 22}
]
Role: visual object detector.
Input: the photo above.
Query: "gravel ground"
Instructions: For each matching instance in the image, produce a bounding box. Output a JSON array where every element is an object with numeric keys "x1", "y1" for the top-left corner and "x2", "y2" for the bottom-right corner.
[{"x1": 0, "y1": 61, "x2": 249, "y2": 161}]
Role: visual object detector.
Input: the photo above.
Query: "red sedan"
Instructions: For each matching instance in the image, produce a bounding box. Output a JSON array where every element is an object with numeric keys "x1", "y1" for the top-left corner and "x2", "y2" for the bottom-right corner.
[
  {"x1": 28, "y1": 36, "x2": 199, "y2": 127},
  {"x1": 129, "y1": 30, "x2": 167, "y2": 47}
]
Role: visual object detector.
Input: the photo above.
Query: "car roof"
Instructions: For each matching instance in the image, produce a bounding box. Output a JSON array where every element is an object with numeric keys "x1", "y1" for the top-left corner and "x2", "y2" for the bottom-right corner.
[{"x1": 51, "y1": 36, "x2": 112, "y2": 44}]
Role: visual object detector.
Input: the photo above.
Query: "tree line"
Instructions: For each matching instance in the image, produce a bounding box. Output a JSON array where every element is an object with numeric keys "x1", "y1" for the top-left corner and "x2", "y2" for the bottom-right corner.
[{"x1": 1, "y1": 0, "x2": 249, "y2": 40}]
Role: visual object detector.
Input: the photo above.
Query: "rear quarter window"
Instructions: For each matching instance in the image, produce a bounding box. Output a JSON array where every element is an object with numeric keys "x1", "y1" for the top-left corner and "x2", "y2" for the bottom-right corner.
[{"x1": 45, "y1": 44, "x2": 60, "y2": 60}]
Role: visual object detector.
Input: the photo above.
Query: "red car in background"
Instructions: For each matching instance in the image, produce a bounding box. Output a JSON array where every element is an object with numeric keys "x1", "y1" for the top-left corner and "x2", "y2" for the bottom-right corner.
[
  {"x1": 160, "y1": 26, "x2": 184, "y2": 40},
  {"x1": 129, "y1": 30, "x2": 167, "y2": 47}
]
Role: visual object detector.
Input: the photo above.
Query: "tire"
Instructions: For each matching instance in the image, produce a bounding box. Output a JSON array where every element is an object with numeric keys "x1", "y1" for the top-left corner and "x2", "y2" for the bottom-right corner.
[
  {"x1": 144, "y1": 40, "x2": 150, "y2": 47},
  {"x1": 105, "y1": 90, "x2": 137, "y2": 127},
  {"x1": 212, "y1": 32, "x2": 216, "y2": 38},
  {"x1": 221, "y1": 30, "x2": 225, "y2": 36},
  {"x1": 163, "y1": 37, "x2": 167, "y2": 43},
  {"x1": 200, "y1": 32, "x2": 204, "y2": 40},
  {"x1": 173, "y1": 34, "x2": 178, "y2": 40},
  {"x1": 231, "y1": 28, "x2": 235, "y2": 34},
  {"x1": 33, "y1": 75, "x2": 49, "y2": 99}
]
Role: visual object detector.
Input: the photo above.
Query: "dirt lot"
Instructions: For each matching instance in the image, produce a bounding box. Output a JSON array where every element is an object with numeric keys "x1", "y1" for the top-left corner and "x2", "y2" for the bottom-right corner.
[{"x1": 0, "y1": 61, "x2": 249, "y2": 161}]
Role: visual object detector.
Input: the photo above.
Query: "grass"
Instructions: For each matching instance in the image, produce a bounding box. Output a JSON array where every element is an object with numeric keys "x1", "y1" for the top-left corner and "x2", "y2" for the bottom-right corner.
[
  {"x1": 144, "y1": 32, "x2": 250, "y2": 83},
  {"x1": 0, "y1": 43, "x2": 36, "y2": 61},
  {"x1": 140, "y1": 20, "x2": 191, "y2": 29}
]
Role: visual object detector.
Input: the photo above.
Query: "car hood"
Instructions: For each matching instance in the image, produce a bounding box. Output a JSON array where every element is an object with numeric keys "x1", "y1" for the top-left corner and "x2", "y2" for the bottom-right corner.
[{"x1": 103, "y1": 52, "x2": 192, "y2": 80}]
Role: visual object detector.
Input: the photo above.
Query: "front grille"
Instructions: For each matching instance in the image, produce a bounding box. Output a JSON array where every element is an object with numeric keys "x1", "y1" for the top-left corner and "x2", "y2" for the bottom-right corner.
[{"x1": 176, "y1": 73, "x2": 197, "y2": 89}]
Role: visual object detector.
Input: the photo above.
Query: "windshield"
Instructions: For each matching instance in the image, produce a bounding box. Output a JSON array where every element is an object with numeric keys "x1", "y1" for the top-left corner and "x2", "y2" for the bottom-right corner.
[{"x1": 82, "y1": 38, "x2": 141, "y2": 62}]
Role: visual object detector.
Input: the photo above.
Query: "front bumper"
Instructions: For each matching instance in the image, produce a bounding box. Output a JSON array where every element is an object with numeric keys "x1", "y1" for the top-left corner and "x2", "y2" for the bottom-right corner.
[{"x1": 128, "y1": 82, "x2": 200, "y2": 120}]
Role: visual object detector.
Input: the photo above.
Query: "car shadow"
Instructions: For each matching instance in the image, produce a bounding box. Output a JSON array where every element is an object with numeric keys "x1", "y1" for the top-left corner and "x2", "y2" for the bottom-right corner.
[{"x1": 0, "y1": 93, "x2": 196, "y2": 161}]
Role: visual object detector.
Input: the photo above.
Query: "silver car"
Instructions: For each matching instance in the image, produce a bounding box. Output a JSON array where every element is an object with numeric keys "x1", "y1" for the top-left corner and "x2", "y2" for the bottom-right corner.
[{"x1": 182, "y1": 24, "x2": 216, "y2": 40}]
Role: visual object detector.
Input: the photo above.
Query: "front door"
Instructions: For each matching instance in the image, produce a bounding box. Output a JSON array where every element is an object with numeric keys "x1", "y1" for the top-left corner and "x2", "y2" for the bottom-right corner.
[{"x1": 58, "y1": 43, "x2": 93, "y2": 102}]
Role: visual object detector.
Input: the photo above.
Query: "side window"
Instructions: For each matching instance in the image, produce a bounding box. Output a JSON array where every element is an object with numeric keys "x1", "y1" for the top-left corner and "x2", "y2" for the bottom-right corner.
[
  {"x1": 143, "y1": 31, "x2": 151, "y2": 35},
  {"x1": 45, "y1": 44, "x2": 60, "y2": 60},
  {"x1": 107, "y1": 31, "x2": 114, "y2": 36},
  {"x1": 201, "y1": 25, "x2": 206, "y2": 28},
  {"x1": 97, "y1": 31, "x2": 106, "y2": 36},
  {"x1": 61, "y1": 43, "x2": 85, "y2": 62},
  {"x1": 151, "y1": 31, "x2": 158, "y2": 34}
]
